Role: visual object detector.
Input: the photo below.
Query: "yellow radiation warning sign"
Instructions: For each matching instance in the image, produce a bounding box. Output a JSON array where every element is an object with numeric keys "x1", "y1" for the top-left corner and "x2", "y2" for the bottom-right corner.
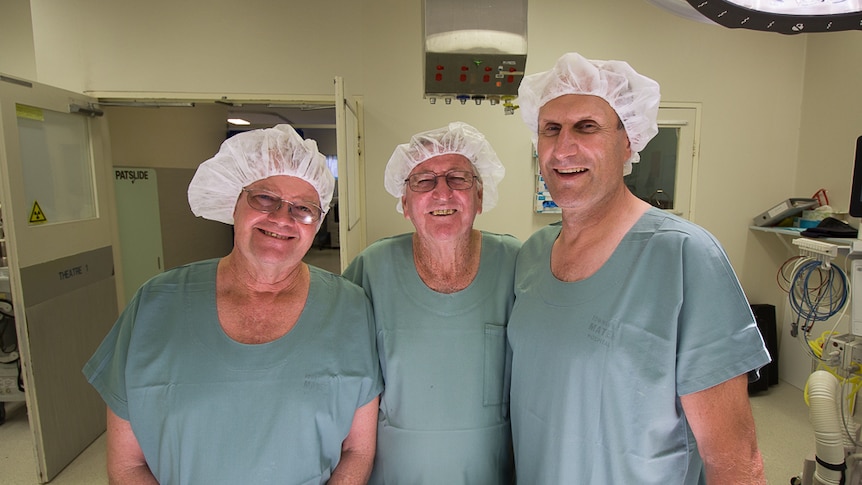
[{"x1": 29, "y1": 200, "x2": 47, "y2": 224}]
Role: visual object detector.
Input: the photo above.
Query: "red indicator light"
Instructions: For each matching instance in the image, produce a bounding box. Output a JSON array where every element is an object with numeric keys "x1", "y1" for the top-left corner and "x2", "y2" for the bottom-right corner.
[
  {"x1": 461, "y1": 66, "x2": 469, "y2": 71},
  {"x1": 483, "y1": 75, "x2": 490, "y2": 82},
  {"x1": 435, "y1": 73, "x2": 443, "y2": 81},
  {"x1": 460, "y1": 74, "x2": 467, "y2": 82},
  {"x1": 436, "y1": 65, "x2": 444, "y2": 71},
  {"x1": 507, "y1": 76, "x2": 514, "y2": 83}
]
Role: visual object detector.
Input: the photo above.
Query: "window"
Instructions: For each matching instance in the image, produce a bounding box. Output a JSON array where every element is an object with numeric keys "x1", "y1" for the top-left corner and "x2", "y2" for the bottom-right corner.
[
  {"x1": 624, "y1": 104, "x2": 700, "y2": 220},
  {"x1": 16, "y1": 104, "x2": 97, "y2": 225}
]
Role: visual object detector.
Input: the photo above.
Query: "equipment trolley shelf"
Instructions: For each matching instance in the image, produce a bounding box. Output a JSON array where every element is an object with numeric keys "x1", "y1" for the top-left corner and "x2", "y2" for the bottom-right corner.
[{"x1": 748, "y1": 226, "x2": 855, "y2": 253}]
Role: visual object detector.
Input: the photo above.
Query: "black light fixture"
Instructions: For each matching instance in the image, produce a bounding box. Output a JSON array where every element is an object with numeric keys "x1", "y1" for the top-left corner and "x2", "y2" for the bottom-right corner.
[{"x1": 646, "y1": 0, "x2": 862, "y2": 33}]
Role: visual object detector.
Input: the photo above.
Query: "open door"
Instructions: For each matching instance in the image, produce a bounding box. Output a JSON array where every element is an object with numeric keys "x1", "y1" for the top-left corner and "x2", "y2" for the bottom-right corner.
[
  {"x1": 334, "y1": 77, "x2": 366, "y2": 270},
  {"x1": 0, "y1": 75, "x2": 119, "y2": 482}
]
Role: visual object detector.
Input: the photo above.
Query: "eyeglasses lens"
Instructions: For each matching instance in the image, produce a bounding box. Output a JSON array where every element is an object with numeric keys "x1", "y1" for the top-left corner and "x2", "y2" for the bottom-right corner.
[
  {"x1": 244, "y1": 189, "x2": 322, "y2": 224},
  {"x1": 407, "y1": 171, "x2": 475, "y2": 192}
]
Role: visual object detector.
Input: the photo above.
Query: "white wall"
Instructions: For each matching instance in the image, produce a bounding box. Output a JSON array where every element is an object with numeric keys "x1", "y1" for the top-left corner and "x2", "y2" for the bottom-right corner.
[
  {"x1": 6, "y1": 0, "x2": 857, "y2": 314},
  {"x1": 0, "y1": 0, "x2": 36, "y2": 80},
  {"x1": 27, "y1": 0, "x2": 366, "y2": 96},
  {"x1": 796, "y1": 32, "x2": 862, "y2": 207}
]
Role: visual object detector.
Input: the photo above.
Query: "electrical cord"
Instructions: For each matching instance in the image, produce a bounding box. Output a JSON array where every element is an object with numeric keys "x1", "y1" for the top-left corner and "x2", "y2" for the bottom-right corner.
[
  {"x1": 0, "y1": 298, "x2": 21, "y2": 393},
  {"x1": 778, "y1": 255, "x2": 806, "y2": 293},
  {"x1": 0, "y1": 315, "x2": 15, "y2": 355},
  {"x1": 779, "y1": 255, "x2": 850, "y2": 362},
  {"x1": 0, "y1": 298, "x2": 14, "y2": 319},
  {"x1": 789, "y1": 259, "x2": 848, "y2": 325}
]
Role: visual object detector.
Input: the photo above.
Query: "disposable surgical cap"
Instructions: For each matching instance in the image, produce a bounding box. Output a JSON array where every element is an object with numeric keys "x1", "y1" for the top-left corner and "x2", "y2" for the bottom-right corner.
[
  {"x1": 188, "y1": 124, "x2": 335, "y2": 225},
  {"x1": 518, "y1": 52, "x2": 661, "y2": 175},
  {"x1": 384, "y1": 121, "x2": 505, "y2": 214}
]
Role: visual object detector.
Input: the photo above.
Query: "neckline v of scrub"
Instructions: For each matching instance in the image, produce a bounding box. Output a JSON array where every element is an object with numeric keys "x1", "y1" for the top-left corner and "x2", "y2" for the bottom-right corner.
[
  {"x1": 537, "y1": 214, "x2": 653, "y2": 306},
  {"x1": 193, "y1": 260, "x2": 320, "y2": 370},
  {"x1": 401, "y1": 231, "x2": 498, "y2": 314}
]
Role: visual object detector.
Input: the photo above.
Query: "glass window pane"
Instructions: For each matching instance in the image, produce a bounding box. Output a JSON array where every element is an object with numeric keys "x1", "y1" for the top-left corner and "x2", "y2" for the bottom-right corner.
[
  {"x1": 624, "y1": 127, "x2": 680, "y2": 210},
  {"x1": 16, "y1": 104, "x2": 97, "y2": 225}
]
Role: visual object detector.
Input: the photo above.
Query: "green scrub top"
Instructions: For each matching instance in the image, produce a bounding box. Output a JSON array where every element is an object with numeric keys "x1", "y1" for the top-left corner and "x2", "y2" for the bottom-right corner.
[
  {"x1": 84, "y1": 260, "x2": 382, "y2": 485},
  {"x1": 508, "y1": 209, "x2": 770, "y2": 484},
  {"x1": 344, "y1": 232, "x2": 520, "y2": 485}
]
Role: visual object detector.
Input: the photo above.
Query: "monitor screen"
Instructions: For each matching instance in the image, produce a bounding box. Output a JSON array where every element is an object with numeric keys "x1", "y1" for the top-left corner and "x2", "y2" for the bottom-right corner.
[{"x1": 849, "y1": 136, "x2": 862, "y2": 218}]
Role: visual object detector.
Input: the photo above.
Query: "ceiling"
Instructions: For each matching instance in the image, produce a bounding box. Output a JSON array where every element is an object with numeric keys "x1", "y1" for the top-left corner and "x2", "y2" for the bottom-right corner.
[
  {"x1": 96, "y1": 98, "x2": 337, "y2": 131},
  {"x1": 225, "y1": 103, "x2": 336, "y2": 130}
]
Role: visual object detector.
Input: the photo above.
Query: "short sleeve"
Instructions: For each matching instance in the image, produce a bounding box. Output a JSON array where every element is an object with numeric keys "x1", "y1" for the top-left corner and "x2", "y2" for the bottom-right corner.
[
  {"x1": 674, "y1": 229, "x2": 770, "y2": 395},
  {"x1": 82, "y1": 293, "x2": 141, "y2": 420}
]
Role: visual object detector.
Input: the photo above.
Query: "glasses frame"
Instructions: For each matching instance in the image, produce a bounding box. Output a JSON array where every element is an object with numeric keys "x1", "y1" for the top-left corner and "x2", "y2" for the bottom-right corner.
[
  {"x1": 405, "y1": 170, "x2": 478, "y2": 193},
  {"x1": 241, "y1": 188, "x2": 323, "y2": 225}
]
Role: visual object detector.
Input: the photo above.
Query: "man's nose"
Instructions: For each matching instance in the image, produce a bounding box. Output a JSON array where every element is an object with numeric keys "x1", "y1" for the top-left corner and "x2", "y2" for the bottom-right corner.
[{"x1": 554, "y1": 129, "x2": 581, "y2": 158}]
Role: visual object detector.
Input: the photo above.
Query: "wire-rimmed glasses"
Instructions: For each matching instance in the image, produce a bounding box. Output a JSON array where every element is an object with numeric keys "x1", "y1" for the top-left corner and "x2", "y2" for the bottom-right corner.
[
  {"x1": 405, "y1": 170, "x2": 477, "y2": 193},
  {"x1": 242, "y1": 188, "x2": 323, "y2": 225}
]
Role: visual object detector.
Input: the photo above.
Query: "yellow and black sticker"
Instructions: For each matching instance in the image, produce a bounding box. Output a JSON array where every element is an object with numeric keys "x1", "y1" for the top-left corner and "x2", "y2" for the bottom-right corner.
[{"x1": 29, "y1": 200, "x2": 47, "y2": 224}]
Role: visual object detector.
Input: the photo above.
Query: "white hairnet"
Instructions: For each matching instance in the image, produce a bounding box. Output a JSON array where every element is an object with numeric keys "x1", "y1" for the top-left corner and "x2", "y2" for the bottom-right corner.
[
  {"x1": 384, "y1": 121, "x2": 505, "y2": 214},
  {"x1": 188, "y1": 124, "x2": 335, "y2": 225},
  {"x1": 518, "y1": 52, "x2": 661, "y2": 175}
]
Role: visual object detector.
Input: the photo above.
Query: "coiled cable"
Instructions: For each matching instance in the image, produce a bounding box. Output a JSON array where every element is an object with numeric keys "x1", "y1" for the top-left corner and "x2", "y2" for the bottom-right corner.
[{"x1": 779, "y1": 256, "x2": 849, "y2": 362}]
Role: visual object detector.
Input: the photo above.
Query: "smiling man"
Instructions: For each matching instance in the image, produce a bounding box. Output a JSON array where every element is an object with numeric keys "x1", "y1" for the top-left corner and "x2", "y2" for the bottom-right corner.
[
  {"x1": 343, "y1": 122, "x2": 520, "y2": 484},
  {"x1": 84, "y1": 125, "x2": 381, "y2": 485},
  {"x1": 507, "y1": 53, "x2": 770, "y2": 485}
]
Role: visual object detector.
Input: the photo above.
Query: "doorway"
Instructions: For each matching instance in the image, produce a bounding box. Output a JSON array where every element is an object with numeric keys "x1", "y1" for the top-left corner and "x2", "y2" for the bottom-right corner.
[
  {"x1": 101, "y1": 98, "x2": 343, "y2": 301},
  {"x1": 220, "y1": 101, "x2": 343, "y2": 274}
]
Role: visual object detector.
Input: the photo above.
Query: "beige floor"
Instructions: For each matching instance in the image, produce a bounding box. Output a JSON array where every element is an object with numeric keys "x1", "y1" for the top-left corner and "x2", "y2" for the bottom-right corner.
[
  {"x1": 0, "y1": 401, "x2": 107, "y2": 485},
  {"x1": 0, "y1": 379, "x2": 817, "y2": 484},
  {"x1": 750, "y1": 380, "x2": 817, "y2": 484}
]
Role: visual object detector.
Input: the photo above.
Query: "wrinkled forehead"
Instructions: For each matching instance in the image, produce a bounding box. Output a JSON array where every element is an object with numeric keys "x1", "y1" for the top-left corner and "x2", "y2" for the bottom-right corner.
[
  {"x1": 538, "y1": 94, "x2": 618, "y2": 122},
  {"x1": 409, "y1": 153, "x2": 474, "y2": 176},
  {"x1": 246, "y1": 174, "x2": 320, "y2": 200}
]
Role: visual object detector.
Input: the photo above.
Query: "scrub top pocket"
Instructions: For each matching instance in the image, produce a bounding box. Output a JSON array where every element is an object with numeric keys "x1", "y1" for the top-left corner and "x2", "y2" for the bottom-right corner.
[{"x1": 483, "y1": 322, "x2": 508, "y2": 406}]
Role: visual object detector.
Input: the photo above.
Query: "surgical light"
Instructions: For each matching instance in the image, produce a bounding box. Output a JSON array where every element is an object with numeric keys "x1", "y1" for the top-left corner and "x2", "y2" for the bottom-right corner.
[{"x1": 646, "y1": 0, "x2": 862, "y2": 33}]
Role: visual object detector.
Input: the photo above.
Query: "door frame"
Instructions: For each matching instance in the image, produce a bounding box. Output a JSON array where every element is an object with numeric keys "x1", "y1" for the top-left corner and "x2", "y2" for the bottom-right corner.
[
  {"x1": 334, "y1": 77, "x2": 367, "y2": 271},
  {"x1": 657, "y1": 102, "x2": 702, "y2": 221},
  {"x1": 89, "y1": 90, "x2": 366, "y2": 271}
]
